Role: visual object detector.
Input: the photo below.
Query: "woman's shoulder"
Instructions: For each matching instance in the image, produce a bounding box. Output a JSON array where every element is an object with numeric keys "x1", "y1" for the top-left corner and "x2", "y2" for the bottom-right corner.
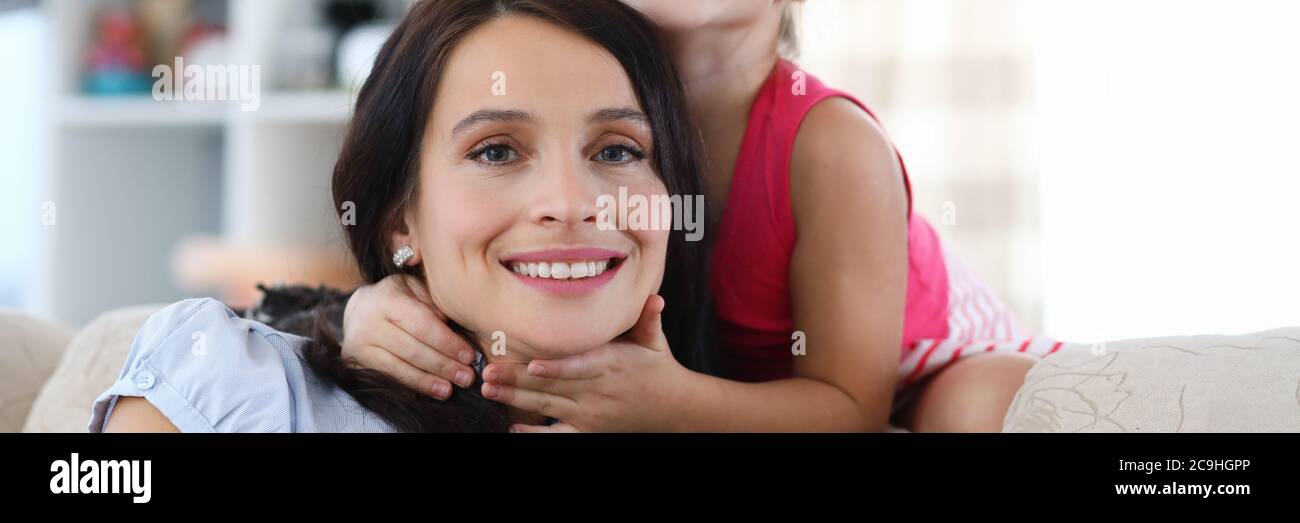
[
  {"x1": 89, "y1": 298, "x2": 391, "y2": 433},
  {"x1": 136, "y1": 297, "x2": 305, "y2": 353},
  {"x1": 119, "y1": 297, "x2": 310, "y2": 380}
]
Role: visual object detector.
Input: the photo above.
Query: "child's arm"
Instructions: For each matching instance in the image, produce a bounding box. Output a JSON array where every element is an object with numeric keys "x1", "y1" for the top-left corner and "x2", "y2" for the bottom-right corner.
[
  {"x1": 681, "y1": 97, "x2": 908, "y2": 431},
  {"x1": 492, "y1": 98, "x2": 908, "y2": 432}
]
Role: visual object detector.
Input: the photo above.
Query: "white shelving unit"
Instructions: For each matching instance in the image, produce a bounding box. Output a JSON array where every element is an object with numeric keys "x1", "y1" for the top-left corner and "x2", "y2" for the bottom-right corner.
[
  {"x1": 39, "y1": 0, "x2": 398, "y2": 324},
  {"x1": 53, "y1": 90, "x2": 355, "y2": 127}
]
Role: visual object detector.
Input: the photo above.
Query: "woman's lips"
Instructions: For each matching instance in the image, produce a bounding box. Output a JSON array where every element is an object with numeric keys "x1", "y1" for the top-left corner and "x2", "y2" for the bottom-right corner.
[{"x1": 499, "y1": 248, "x2": 626, "y2": 297}]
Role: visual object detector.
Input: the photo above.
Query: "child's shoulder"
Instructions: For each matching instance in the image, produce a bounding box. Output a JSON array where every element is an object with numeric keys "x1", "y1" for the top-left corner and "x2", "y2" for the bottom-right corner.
[{"x1": 790, "y1": 95, "x2": 903, "y2": 198}]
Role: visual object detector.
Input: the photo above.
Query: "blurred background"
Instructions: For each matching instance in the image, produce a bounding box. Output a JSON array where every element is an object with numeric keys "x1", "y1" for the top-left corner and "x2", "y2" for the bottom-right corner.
[{"x1": 0, "y1": 0, "x2": 1297, "y2": 343}]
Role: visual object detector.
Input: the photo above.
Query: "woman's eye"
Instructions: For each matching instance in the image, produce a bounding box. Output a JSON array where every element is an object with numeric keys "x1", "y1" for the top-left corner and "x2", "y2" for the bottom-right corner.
[
  {"x1": 469, "y1": 143, "x2": 519, "y2": 165},
  {"x1": 594, "y1": 145, "x2": 646, "y2": 164}
]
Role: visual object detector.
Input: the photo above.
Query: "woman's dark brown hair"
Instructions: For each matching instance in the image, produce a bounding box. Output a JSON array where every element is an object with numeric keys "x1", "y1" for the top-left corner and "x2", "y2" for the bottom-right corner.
[{"x1": 298, "y1": 0, "x2": 716, "y2": 432}]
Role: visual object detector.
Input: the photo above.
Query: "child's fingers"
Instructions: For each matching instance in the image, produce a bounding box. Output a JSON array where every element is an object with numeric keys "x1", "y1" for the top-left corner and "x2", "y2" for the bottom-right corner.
[
  {"x1": 525, "y1": 351, "x2": 605, "y2": 380},
  {"x1": 373, "y1": 323, "x2": 477, "y2": 389},
  {"x1": 625, "y1": 294, "x2": 669, "y2": 352},
  {"x1": 480, "y1": 382, "x2": 578, "y2": 420},
  {"x1": 482, "y1": 362, "x2": 571, "y2": 395},
  {"x1": 385, "y1": 295, "x2": 477, "y2": 366},
  {"x1": 360, "y1": 347, "x2": 455, "y2": 400}
]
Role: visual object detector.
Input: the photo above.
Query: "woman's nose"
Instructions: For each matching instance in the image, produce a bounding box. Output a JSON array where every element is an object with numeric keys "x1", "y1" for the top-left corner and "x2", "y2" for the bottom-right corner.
[{"x1": 528, "y1": 157, "x2": 599, "y2": 229}]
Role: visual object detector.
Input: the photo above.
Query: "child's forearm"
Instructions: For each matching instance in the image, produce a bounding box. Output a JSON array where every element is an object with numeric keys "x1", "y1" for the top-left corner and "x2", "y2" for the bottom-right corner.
[{"x1": 670, "y1": 370, "x2": 888, "y2": 432}]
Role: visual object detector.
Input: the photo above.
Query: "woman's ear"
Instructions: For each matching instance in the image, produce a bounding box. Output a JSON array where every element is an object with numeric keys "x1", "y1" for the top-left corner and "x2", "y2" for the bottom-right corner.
[{"x1": 390, "y1": 210, "x2": 423, "y2": 267}]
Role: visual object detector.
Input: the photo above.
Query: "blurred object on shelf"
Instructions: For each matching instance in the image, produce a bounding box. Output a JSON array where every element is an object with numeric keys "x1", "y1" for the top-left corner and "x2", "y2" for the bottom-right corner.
[
  {"x1": 337, "y1": 21, "x2": 392, "y2": 92},
  {"x1": 171, "y1": 236, "x2": 361, "y2": 309},
  {"x1": 137, "y1": 0, "x2": 191, "y2": 64},
  {"x1": 174, "y1": 0, "x2": 228, "y2": 65},
  {"x1": 329, "y1": 0, "x2": 386, "y2": 92},
  {"x1": 324, "y1": 0, "x2": 379, "y2": 33},
  {"x1": 83, "y1": 9, "x2": 151, "y2": 95},
  {"x1": 82, "y1": 0, "x2": 230, "y2": 97},
  {"x1": 178, "y1": 21, "x2": 228, "y2": 68},
  {"x1": 271, "y1": 0, "x2": 385, "y2": 91},
  {"x1": 272, "y1": 0, "x2": 334, "y2": 90}
]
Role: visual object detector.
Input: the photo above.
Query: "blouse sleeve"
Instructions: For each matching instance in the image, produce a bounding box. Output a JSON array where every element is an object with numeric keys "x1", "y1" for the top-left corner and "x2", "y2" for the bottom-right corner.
[{"x1": 88, "y1": 298, "x2": 305, "y2": 433}]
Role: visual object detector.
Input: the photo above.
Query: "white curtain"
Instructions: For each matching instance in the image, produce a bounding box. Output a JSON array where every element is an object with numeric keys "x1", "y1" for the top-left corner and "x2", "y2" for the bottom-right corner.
[
  {"x1": 0, "y1": 6, "x2": 45, "y2": 308},
  {"x1": 802, "y1": 0, "x2": 1300, "y2": 341},
  {"x1": 800, "y1": 0, "x2": 1042, "y2": 332},
  {"x1": 1029, "y1": 0, "x2": 1300, "y2": 341}
]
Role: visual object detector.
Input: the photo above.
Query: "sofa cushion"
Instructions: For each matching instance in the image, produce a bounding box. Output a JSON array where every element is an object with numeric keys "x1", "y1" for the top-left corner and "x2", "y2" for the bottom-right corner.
[
  {"x1": 22, "y1": 305, "x2": 163, "y2": 433},
  {"x1": 0, "y1": 311, "x2": 75, "y2": 432},
  {"x1": 1003, "y1": 327, "x2": 1300, "y2": 432}
]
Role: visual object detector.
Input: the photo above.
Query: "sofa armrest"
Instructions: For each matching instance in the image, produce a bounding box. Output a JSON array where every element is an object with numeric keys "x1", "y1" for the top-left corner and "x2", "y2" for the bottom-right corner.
[
  {"x1": 22, "y1": 305, "x2": 163, "y2": 433},
  {"x1": 0, "y1": 310, "x2": 76, "y2": 432},
  {"x1": 1003, "y1": 327, "x2": 1300, "y2": 432}
]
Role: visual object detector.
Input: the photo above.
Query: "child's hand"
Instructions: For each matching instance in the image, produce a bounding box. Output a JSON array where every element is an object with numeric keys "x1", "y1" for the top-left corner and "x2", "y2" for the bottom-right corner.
[
  {"x1": 480, "y1": 295, "x2": 696, "y2": 432},
  {"x1": 341, "y1": 274, "x2": 479, "y2": 399}
]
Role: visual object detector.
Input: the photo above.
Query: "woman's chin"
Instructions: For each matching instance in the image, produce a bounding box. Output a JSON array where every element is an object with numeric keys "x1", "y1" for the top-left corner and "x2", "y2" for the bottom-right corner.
[
  {"x1": 478, "y1": 300, "x2": 639, "y2": 356},
  {"x1": 510, "y1": 323, "x2": 628, "y2": 359}
]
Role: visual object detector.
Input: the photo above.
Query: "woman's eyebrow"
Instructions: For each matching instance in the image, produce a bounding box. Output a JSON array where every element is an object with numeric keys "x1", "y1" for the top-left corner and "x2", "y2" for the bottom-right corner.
[
  {"x1": 589, "y1": 107, "x2": 649, "y2": 126},
  {"x1": 451, "y1": 109, "x2": 532, "y2": 138}
]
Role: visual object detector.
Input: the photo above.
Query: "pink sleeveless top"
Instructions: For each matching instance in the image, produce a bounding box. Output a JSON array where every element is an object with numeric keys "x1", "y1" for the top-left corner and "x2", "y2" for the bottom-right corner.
[{"x1": 710, "y1": 60, "x2": 951, "y2": 381}]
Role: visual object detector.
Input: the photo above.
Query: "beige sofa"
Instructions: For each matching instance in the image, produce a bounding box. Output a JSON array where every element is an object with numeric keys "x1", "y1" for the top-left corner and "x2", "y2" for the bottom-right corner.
[
  {"x1": 3, "y1": 305, "x2": 167, "y2": 433},
  {"x1": 1003, "y1": 328, "x2": 1300, "y2": 432},
  {"x1": 3, "y1": 306, "x2": 1298, "y2": 432}
]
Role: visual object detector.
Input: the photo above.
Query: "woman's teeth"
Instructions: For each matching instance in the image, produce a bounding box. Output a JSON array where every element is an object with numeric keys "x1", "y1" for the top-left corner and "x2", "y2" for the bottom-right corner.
[{"x1": 510, "y1": 260, "x2": 611, "y2": 280}]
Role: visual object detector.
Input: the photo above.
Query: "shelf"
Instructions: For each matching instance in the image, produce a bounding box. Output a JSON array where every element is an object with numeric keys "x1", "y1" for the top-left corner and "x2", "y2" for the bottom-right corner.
[
  {"x1": 232, "y1": 90, "x2": 357, "y2": 124},
  {"x1": 40, "y1": 0, "x2": 379, "y2": 324},
  {"x1": 56, "y1": 95, "x2": 228, "y2": 127},
  {"x1": 56, "y1": 90, "x2": 356, "y2": 128}
]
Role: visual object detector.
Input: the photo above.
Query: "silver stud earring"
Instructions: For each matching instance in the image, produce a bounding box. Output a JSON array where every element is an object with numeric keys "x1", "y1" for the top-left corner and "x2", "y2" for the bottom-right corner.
[{"x1": 392, "y1": 245, "x2": 415, "y2": 267}]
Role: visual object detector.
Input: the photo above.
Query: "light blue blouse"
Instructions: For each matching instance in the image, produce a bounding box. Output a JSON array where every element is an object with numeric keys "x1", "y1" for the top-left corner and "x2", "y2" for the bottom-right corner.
[{"x1": 89, "y1": 298, "x2": 396, "y2": 433}]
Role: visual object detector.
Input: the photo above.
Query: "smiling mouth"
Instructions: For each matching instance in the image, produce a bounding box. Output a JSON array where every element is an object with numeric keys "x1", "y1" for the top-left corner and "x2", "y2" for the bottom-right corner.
[{"x1": 502, "y1": 258, "x2": 622, "y2": 280}]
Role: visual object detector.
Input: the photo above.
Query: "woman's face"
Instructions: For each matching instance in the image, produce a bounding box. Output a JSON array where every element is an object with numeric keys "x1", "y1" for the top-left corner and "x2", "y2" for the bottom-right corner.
[{"x1": 401, "y1": 16, "x2": 669, "y2": 360}]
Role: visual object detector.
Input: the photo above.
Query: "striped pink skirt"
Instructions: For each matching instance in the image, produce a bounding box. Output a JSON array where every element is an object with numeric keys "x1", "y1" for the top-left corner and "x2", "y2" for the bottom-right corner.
[{"x1": 896, "y1": 251, "x2": 1068, "y2": 390}]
